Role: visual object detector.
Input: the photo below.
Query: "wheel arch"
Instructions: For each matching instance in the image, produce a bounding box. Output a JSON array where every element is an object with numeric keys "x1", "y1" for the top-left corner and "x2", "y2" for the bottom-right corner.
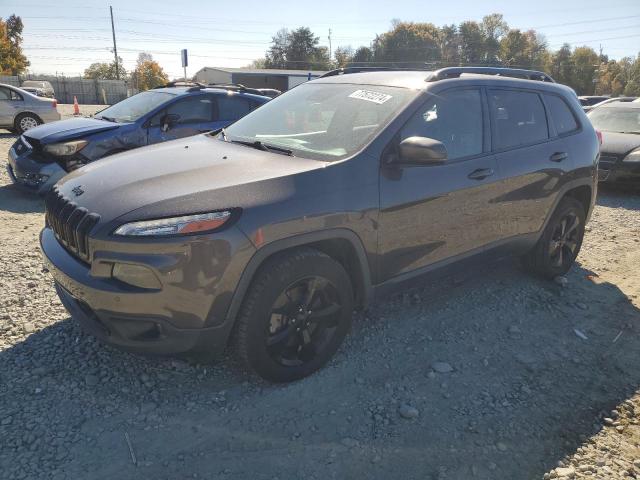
[
  {"x1": 14, "y1": 111, "x2": 43, "y2": 129},
  {"x1": 224, "y1": 229, "x2": 373, "y2": 326}
]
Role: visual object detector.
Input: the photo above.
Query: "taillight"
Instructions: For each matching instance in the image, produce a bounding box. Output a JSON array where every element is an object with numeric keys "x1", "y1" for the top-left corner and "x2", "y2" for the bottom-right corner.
[
  {"x1": 595, "y1": 129, "x2": 603, "y2": 145},
  {"x1": 52, "y1": 99, "x2": 57, "y2": 109}
]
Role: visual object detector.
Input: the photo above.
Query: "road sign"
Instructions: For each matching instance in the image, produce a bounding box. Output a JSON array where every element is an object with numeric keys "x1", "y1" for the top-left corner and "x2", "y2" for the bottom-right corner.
[{"x1": 181, "y1": 49, "x2": 188, "y2": 68}]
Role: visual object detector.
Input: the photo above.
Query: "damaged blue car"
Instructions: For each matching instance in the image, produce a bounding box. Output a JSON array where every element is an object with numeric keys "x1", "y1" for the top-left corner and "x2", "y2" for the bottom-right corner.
[{"x1": 7, "y1": 82, "x2": 270, "y2": 195}]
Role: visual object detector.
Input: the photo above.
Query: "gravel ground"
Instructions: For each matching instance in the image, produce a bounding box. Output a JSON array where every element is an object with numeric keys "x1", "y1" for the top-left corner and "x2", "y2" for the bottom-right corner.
[{"x1": 1, "y1": 110, "x2": 639, "y2": 479}]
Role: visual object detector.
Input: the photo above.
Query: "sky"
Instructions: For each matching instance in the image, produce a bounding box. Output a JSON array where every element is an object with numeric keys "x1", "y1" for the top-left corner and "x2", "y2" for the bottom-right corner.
[{"x1": 4, "y1": 0, "x2": 640, "y2": 79}]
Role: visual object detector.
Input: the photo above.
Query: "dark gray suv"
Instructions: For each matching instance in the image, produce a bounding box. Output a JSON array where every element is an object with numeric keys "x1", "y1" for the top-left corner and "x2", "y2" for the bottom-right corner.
[{"x1": 40, "y1": 67, "x2": 599, "y2": 382}]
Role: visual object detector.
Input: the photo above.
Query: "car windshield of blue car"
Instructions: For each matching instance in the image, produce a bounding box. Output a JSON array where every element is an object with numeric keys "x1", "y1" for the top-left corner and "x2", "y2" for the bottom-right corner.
[
  {"x1": 588, "y1": 107, "x2": 640, "y2": 134},
  {"x1": 95, "y1": 91, "x2": 175, "y2": 123},
  {"x1": 221, "y1": 83, "x2": 416, "y2": 161}
]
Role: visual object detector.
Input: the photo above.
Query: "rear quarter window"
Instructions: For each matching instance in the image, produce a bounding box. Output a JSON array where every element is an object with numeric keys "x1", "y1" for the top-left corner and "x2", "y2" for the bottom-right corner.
[
  {"x1": 489, "y1": 90, "x2": 549, "y2": 150},
  {"x1": 545, "y1": 94, "x2": 579, "y2": 135}
]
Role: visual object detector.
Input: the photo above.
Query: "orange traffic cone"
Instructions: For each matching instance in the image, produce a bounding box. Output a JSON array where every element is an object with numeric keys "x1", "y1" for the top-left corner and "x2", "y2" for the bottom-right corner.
[{"x1": 73, "y1": 96, "x2": 80, "y2": 116}]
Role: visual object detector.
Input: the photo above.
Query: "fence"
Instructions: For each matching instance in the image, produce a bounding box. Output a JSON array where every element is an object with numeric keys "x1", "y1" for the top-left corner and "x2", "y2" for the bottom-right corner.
[{"x1": 0, "y1": 74, "x2": 136, "y2": 105}]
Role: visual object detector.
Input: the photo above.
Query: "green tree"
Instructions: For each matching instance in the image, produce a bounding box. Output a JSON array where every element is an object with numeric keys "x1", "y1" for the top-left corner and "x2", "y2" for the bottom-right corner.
[
  {"x1": 481, "y1": 14, "x2": 508, "y2": 64},
  {"x1": 459, "y1": 21, "x2": 485, "y2": 64},
  {"x1": 545, "y1": 44, "x2": 573, "y2": 86},
  {"x1": 84, "y1": 57, "x2": 126, "y2": 80},
  {"x1": 372, "y1": 21, "x2": 441, "y2": 65},
  {"x1": 264, "y1": 27, "x2": 330, "y2": 69},
  {"x1": 352, "y1": 46, "x2": 373, "y2": 65},
  {"x1": 0, "y1": 14, "x2": 29, "y2": 75},
  {"x1": 438, "y1": 24, "x2": 459, "y2": 65},
  {"x1": 570, "y1": 46, "x2": 599, "y2": 95}
]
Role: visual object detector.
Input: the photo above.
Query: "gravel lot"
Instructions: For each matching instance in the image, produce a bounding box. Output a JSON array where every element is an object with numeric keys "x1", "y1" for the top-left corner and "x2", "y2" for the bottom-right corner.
[{"x1": 1, "y1": 107, "x2": 639, "y2": 479}]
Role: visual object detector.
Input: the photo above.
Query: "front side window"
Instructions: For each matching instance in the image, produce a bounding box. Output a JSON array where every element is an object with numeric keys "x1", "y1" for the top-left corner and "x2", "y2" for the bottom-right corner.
[
  {"x1": 489, "y1": 90, "x2": 549, "y2": 149},
  {"x1": 400, "y1": 88, "x2": 484, "y2": 160},
  {"x1": 222, "y1": 83, "x2": 416, "y2": 161},
  {"x1": 545, "y1": 94, "x2": 578, "y2": 135},
  {"x1": 0, "y1": 87, "x2": 11, "y2": 100}
]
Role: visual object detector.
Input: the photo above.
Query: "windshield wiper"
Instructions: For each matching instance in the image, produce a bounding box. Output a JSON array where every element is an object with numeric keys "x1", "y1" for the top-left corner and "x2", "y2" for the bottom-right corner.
[
  {"x1": 97, "y1": 115, "x2": 117, "y2": 122},
  {"x1": 618, "y1": 131, "x2": 640, "y2": 135},
  {"x1": 230, "y1": 139, "x2": 294, "y2": 156}
]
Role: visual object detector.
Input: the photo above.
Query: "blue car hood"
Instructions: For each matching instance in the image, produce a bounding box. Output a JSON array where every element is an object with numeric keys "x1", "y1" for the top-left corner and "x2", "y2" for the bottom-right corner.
[{"x1": 23, "y1": 117, "x2": 121, "y2": 144}]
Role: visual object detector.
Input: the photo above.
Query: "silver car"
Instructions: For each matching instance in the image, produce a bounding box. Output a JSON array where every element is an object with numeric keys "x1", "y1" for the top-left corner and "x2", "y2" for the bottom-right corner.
[
  {"x1": 0, "y1": 83, "x2": 61, "y2": 134},
  {"x1": 21, "y1": 80, "x2": 55, "y2": 98}
]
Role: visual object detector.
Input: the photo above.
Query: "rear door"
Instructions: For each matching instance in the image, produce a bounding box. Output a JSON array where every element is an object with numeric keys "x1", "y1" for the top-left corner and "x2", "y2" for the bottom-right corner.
[
  {"x1": 0, "y1": 86, "x2": 22, "y2": 127},
  {"x1": 488, "y1": 88, "x2": 576, "y2": 239},
  {"x1": 378, "y1": 87, "x2": 504, "y2": 281},
  {"x1": 146, "y1": 94, "x2": 216, "y2": 144}
]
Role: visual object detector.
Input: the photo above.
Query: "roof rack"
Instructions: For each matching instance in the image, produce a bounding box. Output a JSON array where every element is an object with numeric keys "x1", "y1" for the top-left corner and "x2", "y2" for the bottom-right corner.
[
  {"x1": 207, "y1": 83, "x2": 275, "y2": 96},
  {"x1": 154, "y1": 81, "x2": 207, "y2": 92},
  {"x1": 426, "y1": 67, "x2": 555, "y2": 83},
  {"x1": 319, "y1": 67, "x2": 399, "y2": 78}
]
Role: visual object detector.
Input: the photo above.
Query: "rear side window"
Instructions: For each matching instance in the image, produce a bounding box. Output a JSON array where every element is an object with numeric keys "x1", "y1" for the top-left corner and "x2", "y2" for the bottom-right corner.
[
  {"x1": 489, "y1": 90, "x2": 548, "y2": 150},
  {"x1": 167, "y1": 96, "x2": 214, "y2": 123},
  {"x1": 545, "y1": 94, "x2": 578, "y2": 135},
  {"x1": 217, "y1": 96, "x2": 251, "y2": 121}
]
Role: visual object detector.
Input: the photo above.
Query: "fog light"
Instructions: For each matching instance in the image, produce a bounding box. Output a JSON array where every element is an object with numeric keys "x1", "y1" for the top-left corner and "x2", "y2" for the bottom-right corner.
[{"x1": 112, "y1": 263, "x2": 161, "y2": 290}]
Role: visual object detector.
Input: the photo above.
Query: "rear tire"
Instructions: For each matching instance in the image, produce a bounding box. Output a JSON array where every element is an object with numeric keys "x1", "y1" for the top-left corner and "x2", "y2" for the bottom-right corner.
[
  {"x1": 522, "y1": 197, "x2": 586, "y2": 278},
  {"x1": 15, "y1": 113, "x2": 41, "y2": 134},
  {"x1": 234, "y1": 247, "x2": 354, "y2": 383}
]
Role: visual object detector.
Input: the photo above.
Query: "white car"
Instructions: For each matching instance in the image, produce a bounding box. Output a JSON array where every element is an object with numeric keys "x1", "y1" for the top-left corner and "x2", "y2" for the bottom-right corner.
[{"x1": 0, "y1": 83, "x2": 61, "y2": 134}]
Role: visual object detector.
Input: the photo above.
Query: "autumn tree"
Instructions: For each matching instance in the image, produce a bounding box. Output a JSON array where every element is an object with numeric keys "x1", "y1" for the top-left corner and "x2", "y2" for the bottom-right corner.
[
  {"x1": 131, "y1": 53, "x2": 169, "y2": 90},
  {"x1": 264, "y1": 27, "x2": 331, "y2": 69},
  {"x1": 0, "y1": 14, "x2": 29, "y2": 75}
]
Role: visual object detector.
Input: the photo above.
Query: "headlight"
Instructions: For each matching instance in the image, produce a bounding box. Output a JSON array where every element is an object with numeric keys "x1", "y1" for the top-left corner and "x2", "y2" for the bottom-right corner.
[
  {"x1": 623, "y1": 148, "x2": 640, "y2": 162},
  {"x1": 114, "y1": 211, "x2": 232, "y2": 236},
  {"x1": 44, "y1": 140, "x2": 87, "y2": 156}
]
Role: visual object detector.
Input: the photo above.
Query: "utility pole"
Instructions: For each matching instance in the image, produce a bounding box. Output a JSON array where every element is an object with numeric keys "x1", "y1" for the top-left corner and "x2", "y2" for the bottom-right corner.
[
  {"x1": 110, "y1": 6, "x2": 119, "y2": 79},
  {"x1": 328, "y1": 29, "x2": 333, "y2": 63}
]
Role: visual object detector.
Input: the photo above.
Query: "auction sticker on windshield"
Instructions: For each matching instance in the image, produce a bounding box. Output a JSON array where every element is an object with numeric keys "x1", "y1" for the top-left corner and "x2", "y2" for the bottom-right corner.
[{"x1": 348, "y1": 89, "x2": 392, "y2": 104}]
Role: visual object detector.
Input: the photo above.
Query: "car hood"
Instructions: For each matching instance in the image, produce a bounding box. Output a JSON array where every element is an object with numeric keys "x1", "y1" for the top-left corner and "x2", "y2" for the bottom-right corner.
[
  {"x1": 55, "y1": 134, "x2": 328, "y2": 227},
  {"x1": 23, "y1": 117, "x2": 120, "y2": 144},
  {"x1": 600, "y1": 131, "x2": 640, "y2": 157}
]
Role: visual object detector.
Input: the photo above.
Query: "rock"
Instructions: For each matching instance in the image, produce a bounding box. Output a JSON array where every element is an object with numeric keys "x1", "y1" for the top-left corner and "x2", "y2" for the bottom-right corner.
[
  {"x1": 555, "y1": 466, "x2": 575, "y2": 478},
  {"x1": 508, "y1": 325, "x2": 521, "y2": 334},
  {"x1": 85, "y1": 374, "x2": 99, "y2": 386},
  {"x1": 398, "y1": 404, "x2": 419, "y2": 419},
  {"x1": 431, "y1": 362, "x2": 454, "y2": 374},
  {"x1": 496, "y1": 442, "x2": 508, "y2": 452},
  {"x1": 341, "y1": 437, "x2": 359, "y2": 447},
  {"x1": 575, "y1": 302, "x2": 588, "y2": 310},
  {"x1": 23, "y1": 323, "x2": 35, "y2": 333}
]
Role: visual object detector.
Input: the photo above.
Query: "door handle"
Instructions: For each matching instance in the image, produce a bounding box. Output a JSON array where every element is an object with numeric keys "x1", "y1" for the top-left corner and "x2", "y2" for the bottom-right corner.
[
  {"x1": 468, "y1": 168, "x2": 494, "y2": 180},
  {"x1": 550, "y1": 152, "x2": 568, "y2": 162}
]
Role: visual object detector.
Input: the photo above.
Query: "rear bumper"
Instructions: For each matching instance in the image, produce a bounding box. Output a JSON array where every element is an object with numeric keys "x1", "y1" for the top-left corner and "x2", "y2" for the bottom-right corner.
[
  {"x1": 40, "y1": 227, "x2": 240, "y2": 357},
  {"x1": 38, "y1": 109, "x2": 62, "y2": 123}
]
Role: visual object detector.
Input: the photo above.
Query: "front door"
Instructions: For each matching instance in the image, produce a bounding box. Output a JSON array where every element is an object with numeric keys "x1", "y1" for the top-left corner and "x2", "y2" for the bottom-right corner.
[
  {"x1": 147, "y1": 94, "x2": 219, "y2": 145},
  {"x1": 378, "y1": 87, "x2": 504, "y2": 282},
  {"x1": 0, "y1": 86, "x2": 21, "y2": 127}
]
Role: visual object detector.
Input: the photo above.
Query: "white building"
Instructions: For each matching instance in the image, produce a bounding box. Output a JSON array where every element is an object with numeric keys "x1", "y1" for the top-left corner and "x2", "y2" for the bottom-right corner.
[{"x1": 194, "y1": 67, "x2": 327, "y2": 92}]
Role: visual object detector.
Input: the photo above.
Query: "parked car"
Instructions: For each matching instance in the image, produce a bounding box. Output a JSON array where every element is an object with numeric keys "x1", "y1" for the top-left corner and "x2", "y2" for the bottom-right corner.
[
  {"x1": 0, "y1": 83, "x2": 60, "y2": 134},
  {"x1": 21, "y1": 80, "x2": 55, "y2": 98},
  {"x1": 579, "y1": 95, "x2": 610, "y2": 110},
  {"x1": 7, "y1": 83, "x2": 270, "y2": 195},
  {"x1": 583, "y1": 96, "x2": 636, "y2": 113},
  {"x1": 41, "y1": 67, "x2": 598, "y2": 382},
  {"x1": 588, "y1": 103, "x2": 640, "y2": 183}
]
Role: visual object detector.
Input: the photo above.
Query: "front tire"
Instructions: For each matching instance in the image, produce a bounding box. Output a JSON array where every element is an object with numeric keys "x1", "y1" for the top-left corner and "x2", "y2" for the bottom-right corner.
[
  {"x1": 522, "y1": 197, "x2": 586, "y2": 278},
  {"x1": 15, "y1": 113, "x2": 41, "y2": 134},
  {"x1": 235, "y1": 247, "x2": 354, "y2": 383}
]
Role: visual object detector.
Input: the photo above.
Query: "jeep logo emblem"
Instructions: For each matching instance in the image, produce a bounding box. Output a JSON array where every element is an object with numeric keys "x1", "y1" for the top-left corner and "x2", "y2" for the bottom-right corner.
[{"x1": 72, "y1": 186, "x2": 84, "y2": 196}]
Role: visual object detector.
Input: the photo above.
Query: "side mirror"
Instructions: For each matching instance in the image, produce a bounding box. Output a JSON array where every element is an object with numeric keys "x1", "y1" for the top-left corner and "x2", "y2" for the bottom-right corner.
[
  {"x1": 161, "y1": 113, "x2": 180, "y2": 132},
  {"x1": 398, "y1": 136, "x2": 448, "y2": 165}
]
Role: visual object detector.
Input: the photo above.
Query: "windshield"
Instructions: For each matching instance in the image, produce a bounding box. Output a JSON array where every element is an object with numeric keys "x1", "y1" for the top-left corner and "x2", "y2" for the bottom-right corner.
[
  {"x1": 222, "y1": 83, "x2": 416, "y2": 160},
  {"x1": 95, "y1": 91, "x2": 175, "y2": 123},
  {"x1": 589, "y1": 107, "x2": 640, "y2": 133}
]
